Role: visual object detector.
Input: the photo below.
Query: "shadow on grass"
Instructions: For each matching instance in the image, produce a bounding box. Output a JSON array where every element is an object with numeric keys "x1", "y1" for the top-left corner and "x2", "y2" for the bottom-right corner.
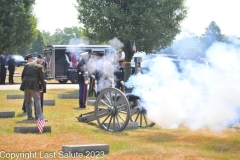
[
  {"x1": 73, "y1": 107, "x2": 90, "y2": 110},
  {"x1": 64, "y1": 90, "x2": 79, "y2": 94},
  {"x1": 16, "y1": 112, "x2": 27, "y2": 117},
  {"x1": 16, "y1": 119, "x2": 36, "y2": 124},
  {"x1": 92, "y1": 127, "x2": 130, "y2": 136}
]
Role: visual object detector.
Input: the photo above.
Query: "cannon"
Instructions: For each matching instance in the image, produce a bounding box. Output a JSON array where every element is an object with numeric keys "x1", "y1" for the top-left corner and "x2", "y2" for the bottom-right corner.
[
  {"x1": 77, "y1": 87, "x2": 155, "y2": 132},
  {"x1": 76, "y1": 56, "x2": 154, "y2": 132}
]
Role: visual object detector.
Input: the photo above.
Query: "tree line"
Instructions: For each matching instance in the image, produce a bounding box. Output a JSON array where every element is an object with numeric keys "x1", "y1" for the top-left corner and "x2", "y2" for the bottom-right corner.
[{"x1": 160, "y1": 21, "x2": 240, "y2": 60}]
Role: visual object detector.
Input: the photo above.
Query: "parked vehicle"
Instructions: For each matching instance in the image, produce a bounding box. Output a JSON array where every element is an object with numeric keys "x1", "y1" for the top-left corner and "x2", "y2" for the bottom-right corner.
[
  {"x1": 14, "y1": 55, "x2": 27, "y2": 67},
  {"x1": 44, "y1": 44, "x2": 116, "y2": 84},
  {"x1": 131, "y1": 54, "x2": 195, "y2": 74}
]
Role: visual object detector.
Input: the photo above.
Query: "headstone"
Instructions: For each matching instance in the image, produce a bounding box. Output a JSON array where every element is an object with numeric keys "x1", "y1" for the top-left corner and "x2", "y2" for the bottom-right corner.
[
  {"x1": 14, "y1": 126, "x2": 51, "y2": 133},
  {"x1": 6, "y1": 95, "x2": 55, "y2": 106},
  {"x1": 62, "y1": 144, "x2": 109, "y2": 156},
  {"x1": 58, "y1": 94, "x2": 78, "y2": 99},
  {"x1": 105, "y1": 122, "x2": 138, "y2": 130},
  {"x1": 0, "y1": 111, "x2": 15, "y2": 118},
  {"x1": 7, "y1": 94, "x2": 24, "y2": 99},
  {"x1": 86, "y1": 100, "x2": 104, "y2": 106},
  {"x1": 43, "y1": 100, "x2": 55, "y2": 106},
  {"x1": 87, "y1": 100, "x2": 95, "y2": 106}
]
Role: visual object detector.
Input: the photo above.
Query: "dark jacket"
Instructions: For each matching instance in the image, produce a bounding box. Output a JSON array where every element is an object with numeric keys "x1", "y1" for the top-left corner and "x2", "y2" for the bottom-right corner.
[
  {"x1": 77, "y1": 59, "x2": 87, "y2": 83},
  {"x1": 7, "y1": 57, "x2": 15, "y2": 71},
  {"x1": 0, "y1": 57, "x2": 6, "y2": 71},
  {"x1": 115, "y1": 65, "x2": 125, "y2": 82},
  {"x1": 20, "y1": 62, "x2": 45, "y2": 92}
]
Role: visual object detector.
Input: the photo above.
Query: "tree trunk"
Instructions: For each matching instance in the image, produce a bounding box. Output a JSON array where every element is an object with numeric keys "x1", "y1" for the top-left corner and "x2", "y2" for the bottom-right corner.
[{"x1": 124, "y1": 62, "x2": 131, "y2": 82}]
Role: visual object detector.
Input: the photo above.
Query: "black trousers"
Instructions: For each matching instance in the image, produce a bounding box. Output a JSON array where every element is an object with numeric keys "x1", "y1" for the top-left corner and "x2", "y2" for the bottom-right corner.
[
  {"x1": 8, "y1": 69, "x2": 14, "y2": 84},
  {"x1": 0, "y1": 69, "x2": 6, "y2": 84}
]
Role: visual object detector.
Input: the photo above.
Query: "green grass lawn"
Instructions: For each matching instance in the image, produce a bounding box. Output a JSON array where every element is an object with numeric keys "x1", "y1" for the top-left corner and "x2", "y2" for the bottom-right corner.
[{"x1": 0, "y1": 89, "x2": 240, "y2": 160}]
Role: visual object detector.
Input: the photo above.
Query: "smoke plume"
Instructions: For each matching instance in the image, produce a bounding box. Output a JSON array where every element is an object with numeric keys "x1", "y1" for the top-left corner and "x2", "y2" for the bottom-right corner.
[
  {"x1": 126, "y1": 41, "x2": 240, "y2": 132},
  {"x1": 108, "y1": 37, "x2": 124, "y2": 50}
]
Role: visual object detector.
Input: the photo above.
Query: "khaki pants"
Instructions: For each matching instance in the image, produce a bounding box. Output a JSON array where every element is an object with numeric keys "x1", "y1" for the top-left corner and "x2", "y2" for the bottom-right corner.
[{"x1": 24, "y1": 89, "x2": 44, "y2": 119}]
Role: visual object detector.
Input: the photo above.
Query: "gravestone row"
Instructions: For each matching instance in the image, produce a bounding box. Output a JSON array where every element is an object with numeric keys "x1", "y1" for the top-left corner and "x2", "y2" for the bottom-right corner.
[{"x1": 7, "y1": 94, "x2": 55, "y2": 106}]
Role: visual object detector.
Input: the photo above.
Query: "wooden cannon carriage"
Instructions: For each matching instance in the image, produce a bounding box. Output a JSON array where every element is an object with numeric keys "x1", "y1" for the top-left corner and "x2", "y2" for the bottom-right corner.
[{"x1": 77, "y1": 87, "x2": 155, "y2": 132}]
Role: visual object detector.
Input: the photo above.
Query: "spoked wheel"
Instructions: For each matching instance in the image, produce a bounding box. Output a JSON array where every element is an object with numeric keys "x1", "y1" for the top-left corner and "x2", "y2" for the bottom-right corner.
[
  {"x1": 95, "y1": 88, "x2": 130, "y2": 132},
  {"x1": 130, "y1": 107, "x2": 155, "y2": 127}
]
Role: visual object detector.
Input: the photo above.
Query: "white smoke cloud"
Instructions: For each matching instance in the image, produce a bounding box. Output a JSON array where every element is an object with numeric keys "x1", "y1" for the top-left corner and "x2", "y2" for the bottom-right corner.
[
  {"x1": 126, "y1": 41, "x2": 240, "y2": 132},
  {"x1": 108, "y1": 37, "x2": 124, "y2": 50}
]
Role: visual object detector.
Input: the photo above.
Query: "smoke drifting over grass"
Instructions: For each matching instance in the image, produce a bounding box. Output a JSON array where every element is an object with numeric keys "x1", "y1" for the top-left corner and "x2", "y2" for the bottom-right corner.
[{"x1": 126, "y1": 41, "x2": 240, "y2": 132}]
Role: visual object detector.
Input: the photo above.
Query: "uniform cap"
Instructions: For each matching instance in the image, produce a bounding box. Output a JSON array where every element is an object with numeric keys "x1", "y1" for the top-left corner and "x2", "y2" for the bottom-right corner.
[
  {"x1": 24, "y1": 53, "x2": 33, "y2": 60},
  {"x1": 37, "y1": 54, "x2": 44, "y2": 59},
  {"x1": 98, "y1": 51, "x2": 104, "y2": 56}
]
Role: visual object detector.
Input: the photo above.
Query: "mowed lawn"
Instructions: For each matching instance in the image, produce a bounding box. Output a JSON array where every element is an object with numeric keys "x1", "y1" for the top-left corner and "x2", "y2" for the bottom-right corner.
[
  {"x1": 0, "y1": 89, "x2": 240, "y2": 160},
  {"x1": 0, "y1": 66, "x2": 240, "y2": 159}
]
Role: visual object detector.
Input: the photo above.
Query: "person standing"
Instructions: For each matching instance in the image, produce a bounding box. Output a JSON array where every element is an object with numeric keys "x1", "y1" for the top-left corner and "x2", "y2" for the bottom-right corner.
[
  {"x1": 95, "y1": 52, "x2": 105, "y2": 96},
  {"x1": 0, "y1": 52, "x2": 7, "y2": 84},
  {"x1": 77, "y1": 52, "x2": 89, "y2": 108},
  {"x1": 115, "y1": 58, "x2": 125, "y2": 92},
  {"x1": 0, "y1": 57, "x2": 1, "y2": 80},
  {"x1": 20, "y1": 53, "x2": 45, "y2": 120},
  {"x1": 88, "y1": 52, "x2": 97, "y2": 97},
  {"x1": 113, "y1": 51, "x2": 123, "y2": 67},
  {"x1": 7, "y1": 53, "x2": 16, "y2": 84},
  {"x1": 34, "y1": 54, "x2": 46, "y2": 116},
  {"x1": 22, "y1": 53, "x2": 34, "y2": 113},
  {"x1": 95, "y1": 51, "x2": 115, "y2": 96}
]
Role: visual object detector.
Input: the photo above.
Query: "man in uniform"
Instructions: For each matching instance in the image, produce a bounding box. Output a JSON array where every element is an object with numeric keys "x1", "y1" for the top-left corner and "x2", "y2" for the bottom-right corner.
[
  {"x1": 7, "y1": 53, "x2": 16, "y2": 84},
  {"x1": 22, "y1": 53, "x2": 34, "y2": 113},
  {"x1": 0, "y1": 52, "x2": 7, "y2": 84},
  {"x1": 88, "y1": 52, "x2": 97, "y2": 97},
  {"x1": 115, "y1": 58, "x2": 125, "y2": 92},
  {"x1": 94, "y1": 51, "x2": 115, "y2": 96},
  {"x1": 20, "y1": 53, "x2": 45, "y2": 120},
  {"x1": 77, "y1": 52, "x2": 89, "y2": 108},
  {"x1": 0, "y1": 54, "x2": 1, "y2": 80},
  {"x1": 34, "y1": 54, "x2": 46, "y2": 116}
]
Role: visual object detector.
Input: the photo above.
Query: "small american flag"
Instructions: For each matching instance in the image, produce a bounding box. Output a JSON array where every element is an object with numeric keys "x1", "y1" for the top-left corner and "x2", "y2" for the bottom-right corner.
[
  {"x1": 37, "y1": 118, "x2": 45, "y2": 133},
  {"x1": 132, "y1": 41, "x2": 136, "y2": 52}
]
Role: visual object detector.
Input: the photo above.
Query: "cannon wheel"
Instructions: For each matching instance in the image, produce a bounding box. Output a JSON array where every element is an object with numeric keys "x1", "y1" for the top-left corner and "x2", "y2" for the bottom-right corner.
[
  {"x1": 130, "y1": 107, "x2": 155, "y2": 127},
  {"x1": 95, "y1": 88, "x2": 130, "y2": 132}
]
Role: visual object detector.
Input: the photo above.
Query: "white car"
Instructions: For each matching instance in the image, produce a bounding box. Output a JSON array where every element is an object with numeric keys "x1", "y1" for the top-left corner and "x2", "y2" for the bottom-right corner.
[{"x1": 14, "y1": 55, "x2": 27, "y2": 67}]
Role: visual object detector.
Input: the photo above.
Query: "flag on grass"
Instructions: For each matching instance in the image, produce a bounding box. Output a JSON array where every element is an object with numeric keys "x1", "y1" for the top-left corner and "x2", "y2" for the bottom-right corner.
[
  {"x1": 132, "y1": 41, "x2": 136, "y2": 52},
  {"x1": 37, "y1": 118, "x2": 45, "y2": 133}
]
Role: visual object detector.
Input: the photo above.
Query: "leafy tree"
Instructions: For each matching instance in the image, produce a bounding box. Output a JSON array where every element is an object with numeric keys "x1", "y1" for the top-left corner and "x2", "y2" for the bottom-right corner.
[
  {"x1": 0, "y1": 0, "x2": 38, "y2": 54},
  {"x1": 30, "y1": 30, "x2": 46, "y2": 55},
  {"x1": 42, "y1": 30, "x2": 55, "y2": 46},
  {"x1": 76, "y1": 0, "x2": 187, "y2": 80},
  {"x1": 165, "y1": 35, "x2": 206, "y2": 60},
  {"x1": 41, "y1": 27, "x2": 86, "y2": 45},
  {"x1": 201, "y1": 21, "x2": 225, "y2": 51}
]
